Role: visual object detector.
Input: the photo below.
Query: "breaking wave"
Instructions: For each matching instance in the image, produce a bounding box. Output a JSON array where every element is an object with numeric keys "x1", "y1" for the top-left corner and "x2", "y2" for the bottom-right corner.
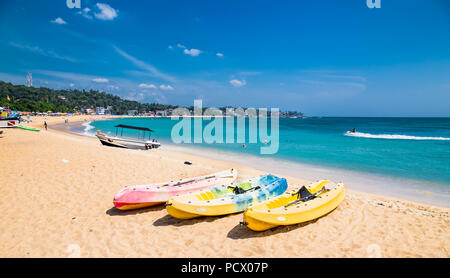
[{"x1": 82, "y1": 121, "x2": 95, "y2": 136}]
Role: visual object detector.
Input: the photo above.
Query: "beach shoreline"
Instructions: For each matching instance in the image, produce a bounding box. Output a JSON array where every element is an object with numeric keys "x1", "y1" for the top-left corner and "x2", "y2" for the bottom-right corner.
[
  {"x1": 64, "y1": 117, "x2": 450, "y2": 208},
  {"x1": 0, "y1": 115, "x2": 448, "y2": 258}
]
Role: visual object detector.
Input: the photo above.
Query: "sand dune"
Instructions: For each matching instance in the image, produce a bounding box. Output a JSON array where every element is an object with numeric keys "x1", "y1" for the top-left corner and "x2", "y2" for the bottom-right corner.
[{"x1": 0, "y1": 116, "x2": 448, "y2": 257}]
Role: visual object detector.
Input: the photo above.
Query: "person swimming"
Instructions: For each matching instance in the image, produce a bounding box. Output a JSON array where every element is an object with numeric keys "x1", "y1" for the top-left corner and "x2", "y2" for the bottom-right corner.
[{"x1": 351, "y1": 128, "x2": 356, "y2": 133}]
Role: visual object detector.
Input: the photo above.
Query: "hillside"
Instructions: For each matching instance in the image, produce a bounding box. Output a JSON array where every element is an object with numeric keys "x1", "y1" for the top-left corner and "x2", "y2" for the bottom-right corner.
[
  {"x1": 0, "y1": 81, "x2": 178, "y2": 114},
  {"x1": 0, "y1": 80, "x2": 304, "y2": 117}
]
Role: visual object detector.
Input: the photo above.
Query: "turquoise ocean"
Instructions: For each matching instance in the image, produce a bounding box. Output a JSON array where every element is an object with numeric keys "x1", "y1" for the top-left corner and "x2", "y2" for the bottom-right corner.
[{"x1": 82, "y1": 117, "x2": 450, "y2": 206}]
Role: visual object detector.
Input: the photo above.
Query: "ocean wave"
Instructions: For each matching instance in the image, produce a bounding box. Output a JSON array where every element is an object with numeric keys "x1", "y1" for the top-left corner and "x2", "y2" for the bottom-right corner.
[
  {"x1": 82, "y1": 121, "x2": 95, "y2": 136},
  {"x1": 344, "y1": 131, "x2": 450, "y2": 141}
]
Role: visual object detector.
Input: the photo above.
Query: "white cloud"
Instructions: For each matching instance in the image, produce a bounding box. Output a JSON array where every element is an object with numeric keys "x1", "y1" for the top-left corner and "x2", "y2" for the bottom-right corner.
[
  {"x1": 160, "y1": 85, "x2": 174, "y2": 91},
  {"x1": 216, "y1": 53, "x2": 224, "y2": 57},
  {"x1": 168, "y1": 45, "x2": 174, "y2": 50},
  {"x1": 113, "y1": 46, "x2": 176, "y2": 82},
  {"x1": 51, "y1": 17, "x2": 67, "y2": 25},
  {"x1": 230, "y1": 79, "x2": 247, "y2": 88},
  {"x1": 94, "y1": 3, "x2": 118, "y2": 21},
  {"x1": 139, "y1": 83, "x2": 157, "y2": 89},
  {"x1": 69, "y1": 83, "x2": 75, "y2": 87},
  {"x1": 9, "y1": 42, "x2": 76, "y2": 63},
  {"x1": 177, "y1": 43, "x2": 186, "y2": 49},
  {"x1": 78, "y1": 8, "x2": 93, "y2": 19},
  {"x1": 184, "y1": 48, "x2": 202, "y2": 57},
  {"x1": 92, "y1": 78, "x2": 109, "y2": 83},
  {"x1": 108, "y1": 85, "x2": 119, "y2": 90}
]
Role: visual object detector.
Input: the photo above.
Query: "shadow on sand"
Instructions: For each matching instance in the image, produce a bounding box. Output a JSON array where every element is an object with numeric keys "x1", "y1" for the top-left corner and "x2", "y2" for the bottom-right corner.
[
  {"x1": 226, "y1": 208, "x2": 339, "y2": 239},
  {"x1": 153, "y1": 214, "x2": 229, "y2": 227},
  {"x1": 226, "y1": 218, "x2": 320, "y2": 239},
  {"x1": 106, "y1": 205, "x2": 165, "y2": 216}
]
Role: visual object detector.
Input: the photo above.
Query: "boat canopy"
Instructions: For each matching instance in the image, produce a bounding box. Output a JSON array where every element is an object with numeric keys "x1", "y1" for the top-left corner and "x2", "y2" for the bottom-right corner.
[
  {"x1": 114, "y1": 125, "x2": 154, "y2": 132},
  {"x1": 114, "y1": 124, "x2": 155, "y2": 141}
]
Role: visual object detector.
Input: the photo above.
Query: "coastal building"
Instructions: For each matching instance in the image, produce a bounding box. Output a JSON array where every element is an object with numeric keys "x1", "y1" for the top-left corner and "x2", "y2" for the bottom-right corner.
[
  {"x1": 81, "y1": 108, "x2": 94, "y2": 114},
  {"x1": 127, "y1": 110, "x2": 138, "y2": 116},
  {"x1": 96, "y1": 107, "x2": 106, "y2": 115},
  {"x1": 106, "y1": 106, "x2": 113, "y2": 115},
  {"x1": 155, "y1": 110, "x2": 167, "y2": 117}
]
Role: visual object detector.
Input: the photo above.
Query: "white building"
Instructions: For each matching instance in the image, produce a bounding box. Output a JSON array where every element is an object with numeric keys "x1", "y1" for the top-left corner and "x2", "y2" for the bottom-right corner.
[
  {"x1": 155, "y1": 110, "x2": 168, "y2": 117},
  {"x1": 96, "y1": 107, "x2": 106, "y2": 115},
  {"x1": 105, "y1": 106, "x2": 113, "y2": 115}
]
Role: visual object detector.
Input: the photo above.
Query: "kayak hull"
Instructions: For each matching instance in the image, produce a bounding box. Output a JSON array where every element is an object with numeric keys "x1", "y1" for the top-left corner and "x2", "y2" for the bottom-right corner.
[
  {"x1": 166, "y1": 175, "x2": 288, "y2": 219},
  {"x1": 114, "y1": 201, "x2": 164, "y2": 211},
  {"x1": 113, "y1": 169, "x2": 238, "y2": 210},
  {"x1": 166, "y1": 205, "x2": 202, "y2": 219},
  {"x1": 244, "y1": 181, "x2": 345, "y2": 231}
]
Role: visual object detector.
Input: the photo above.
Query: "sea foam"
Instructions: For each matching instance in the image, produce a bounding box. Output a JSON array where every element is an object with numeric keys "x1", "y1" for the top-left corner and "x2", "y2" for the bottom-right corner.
[
  {"x1": 82, "y1": 121, "x2": 95, "y2": 136},
  {"x1": 345, "y1": 131, "x2": 450, "y2": 141}
]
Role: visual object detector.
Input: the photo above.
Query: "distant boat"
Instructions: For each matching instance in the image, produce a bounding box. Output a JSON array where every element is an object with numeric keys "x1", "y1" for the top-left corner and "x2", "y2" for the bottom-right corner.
[{"x1": 96, "y1": 124, "x2": 161, "y2": 150}]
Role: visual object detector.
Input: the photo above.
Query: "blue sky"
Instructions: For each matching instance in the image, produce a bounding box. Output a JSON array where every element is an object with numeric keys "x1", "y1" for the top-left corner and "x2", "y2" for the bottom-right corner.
[{"x1": 0, "y1": 0, "x2": 449, "y2": 116}]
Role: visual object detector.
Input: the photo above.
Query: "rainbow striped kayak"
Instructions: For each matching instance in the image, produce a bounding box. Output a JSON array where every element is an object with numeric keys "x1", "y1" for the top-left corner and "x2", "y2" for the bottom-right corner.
[
  {"x1": 113, "y1": 169, "x2": 238, "y2": 210},
  {"x1": 166, "y1": 174, "x2": 288, "y2": 219}
]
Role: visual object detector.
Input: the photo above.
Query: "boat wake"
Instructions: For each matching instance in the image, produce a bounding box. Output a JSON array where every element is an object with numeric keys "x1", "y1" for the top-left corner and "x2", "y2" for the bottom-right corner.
[{"x1": 344, "y1": 131, "x2": 450, "y2": 141}]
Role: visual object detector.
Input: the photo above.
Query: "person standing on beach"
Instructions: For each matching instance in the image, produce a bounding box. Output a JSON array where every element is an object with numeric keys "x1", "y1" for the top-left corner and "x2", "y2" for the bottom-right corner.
[{"x1": 44, "y1": 121, "x2": 47, "y2": 130}]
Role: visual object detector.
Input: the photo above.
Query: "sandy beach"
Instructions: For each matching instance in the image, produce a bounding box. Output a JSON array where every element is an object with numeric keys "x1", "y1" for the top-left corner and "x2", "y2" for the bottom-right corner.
[{"x1": 0, "y1": 116, "x2": 449, "y2": 258}]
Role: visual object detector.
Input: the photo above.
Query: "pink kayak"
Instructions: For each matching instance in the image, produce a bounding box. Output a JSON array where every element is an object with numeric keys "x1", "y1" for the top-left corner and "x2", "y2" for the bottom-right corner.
[{"x1": 113, "y1": 169, "x2": 238, "y2": 210}]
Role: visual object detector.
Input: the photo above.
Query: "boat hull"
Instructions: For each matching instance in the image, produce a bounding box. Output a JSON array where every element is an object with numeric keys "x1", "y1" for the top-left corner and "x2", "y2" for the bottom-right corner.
[
  {"x1": 0, "y1": 119, "x2": 19, "y2": 128},
  {"x1": 114, "y1": 201, "x2": 164, "y2": 211},
  {"x1": 243, "y1": 181, "x2": 345, "y2": 231},
  {"x1": 166, "y1": 175, "x2": 288, "y2": 219},
  {"x1": 98, "y1": 137, "x2": 128, "y2": 148},
  {"x1": 113, "y1": 169, "x2": 238, "y2": 210},
  {"x1": 96, "y1": 134, "x2": 160, "y2": 150}
]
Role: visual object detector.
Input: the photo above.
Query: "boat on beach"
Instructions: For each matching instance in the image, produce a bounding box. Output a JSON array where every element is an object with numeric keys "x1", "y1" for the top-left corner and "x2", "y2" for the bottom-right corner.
[
  {"x1": 166, "y1": 174, "x2": 288, "y2": 219},
  {"x1": 0, "y1": 117, "x2": 20, "y2": 128},
  {"x1": 96, "y1": 124, "x2": 161, "y2": 150},
  {"x1": 242, "y1": 180, "x2": 345, "y2": 231},
  {"x1": 0, "y1": 108, "x2": 22, "y2": 128},
  {"x1": 113, "y1": 168, "x2": 238, "y2": 210}
]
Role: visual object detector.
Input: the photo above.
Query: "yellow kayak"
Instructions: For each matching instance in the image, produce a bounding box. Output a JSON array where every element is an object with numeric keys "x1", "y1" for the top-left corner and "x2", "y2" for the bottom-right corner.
[
  {"x1": 242, "y1": 180, "x2": 345, "y2": 231},
  {"x1": 166, "y1": 175, "x2": 288, "y2": 220}
]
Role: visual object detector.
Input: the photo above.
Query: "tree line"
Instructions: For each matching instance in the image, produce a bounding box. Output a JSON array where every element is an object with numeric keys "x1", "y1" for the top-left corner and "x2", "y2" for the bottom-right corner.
[
  {"x1": 0, "y1": 81, "x2": 179, "y2": 114},
  {"x1": 0, "y1": 80, "x2": 304, "y2": 117}
]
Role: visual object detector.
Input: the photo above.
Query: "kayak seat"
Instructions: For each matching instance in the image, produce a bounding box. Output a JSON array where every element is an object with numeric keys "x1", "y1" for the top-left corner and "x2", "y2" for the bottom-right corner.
[{"x1": 294, "y1": 186, "x2": 316, "y2": 202}]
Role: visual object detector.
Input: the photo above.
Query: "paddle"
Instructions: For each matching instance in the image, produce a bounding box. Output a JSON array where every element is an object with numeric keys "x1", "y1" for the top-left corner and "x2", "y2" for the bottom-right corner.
[
  {"x1": 159, "y1": 173, "x2": 235, "y2": 188},
  {"x1": 284, "y1": 183, "x2": 337, "y2": 208},
  {"x1": 228, "y1": 185, "x2": 261, "y2": 195}
]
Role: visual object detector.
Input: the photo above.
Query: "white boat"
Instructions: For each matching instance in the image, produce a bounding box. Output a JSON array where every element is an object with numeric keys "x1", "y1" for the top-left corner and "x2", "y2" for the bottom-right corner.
[
  {"x1": 0, "y1": 117, "x2": 20, "y2": 128},
  {"x1": 96, "y1": 124, "x2": 161, "y2": 150}
]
